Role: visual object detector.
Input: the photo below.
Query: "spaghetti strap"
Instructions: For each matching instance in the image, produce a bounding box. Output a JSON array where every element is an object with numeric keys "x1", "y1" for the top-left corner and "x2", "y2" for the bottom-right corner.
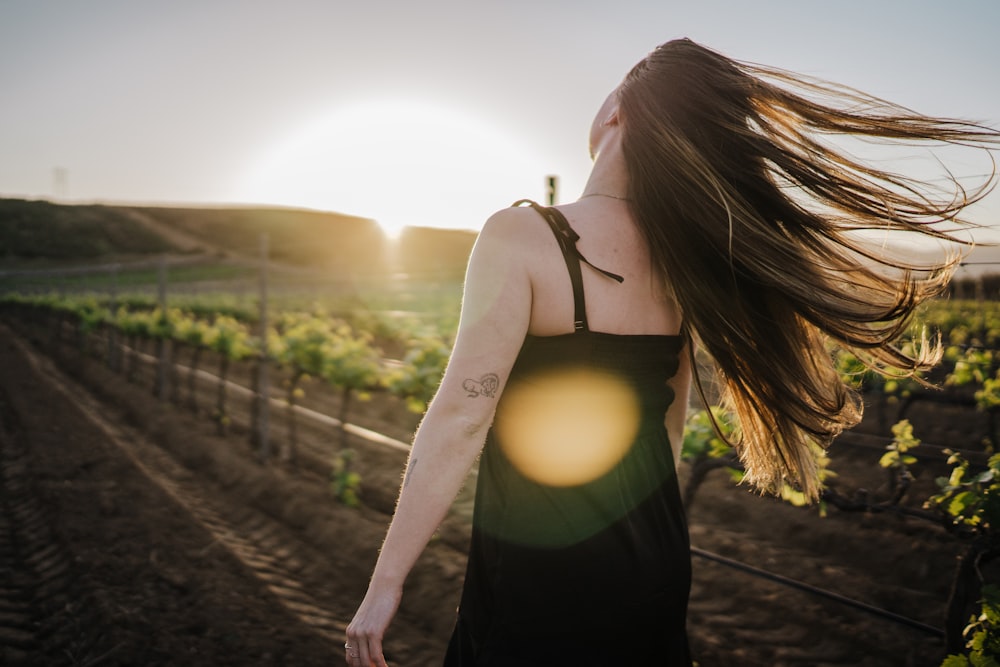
[{"x1": 513, "y1": 200, "x2": 623, "y2": 332}]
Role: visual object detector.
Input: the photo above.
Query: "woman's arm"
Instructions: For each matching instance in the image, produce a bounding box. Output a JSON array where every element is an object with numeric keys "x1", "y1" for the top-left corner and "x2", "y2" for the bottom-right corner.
[{"x1": 345, "y1": 208, "x2": 533, "y2": 667}]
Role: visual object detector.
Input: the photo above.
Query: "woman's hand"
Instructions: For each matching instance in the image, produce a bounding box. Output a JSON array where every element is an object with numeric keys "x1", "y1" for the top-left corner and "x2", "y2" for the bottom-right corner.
[{"x1": 345, "y1": 583, "x2": 402, "y2": 667}]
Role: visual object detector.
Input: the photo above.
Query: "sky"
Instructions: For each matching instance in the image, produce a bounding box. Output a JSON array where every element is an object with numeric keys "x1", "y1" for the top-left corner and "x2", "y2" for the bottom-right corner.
[{"x1": 2, "y1": 0, "x2": 999, "y2": 237}]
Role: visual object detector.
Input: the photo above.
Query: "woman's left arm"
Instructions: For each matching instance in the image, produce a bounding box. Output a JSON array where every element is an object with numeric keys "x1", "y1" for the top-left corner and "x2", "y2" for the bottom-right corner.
[{"x1": 345, "y1": 208, "x2": 534, "y2": 667}]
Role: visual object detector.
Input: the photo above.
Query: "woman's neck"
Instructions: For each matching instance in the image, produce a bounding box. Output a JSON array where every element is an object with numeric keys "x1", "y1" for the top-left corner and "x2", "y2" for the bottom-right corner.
[{"x1": 582, "y1": 133, "x2": 629, "y2": 201}]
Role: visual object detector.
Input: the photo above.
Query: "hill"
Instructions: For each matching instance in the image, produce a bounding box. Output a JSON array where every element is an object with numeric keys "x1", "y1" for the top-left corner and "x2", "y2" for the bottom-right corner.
[
  {"x1": 393, "y1": 225, "x2": 478, "y2": 280},
  {"x1": 0, "y1": 199, "x2": 178, "y2": 260},
  {"x1": 127, "y1": 204, "x2": 387, "y2": 273},
  {"x1": 0, "y1": 198, "x2": 478, "y2": 279}
]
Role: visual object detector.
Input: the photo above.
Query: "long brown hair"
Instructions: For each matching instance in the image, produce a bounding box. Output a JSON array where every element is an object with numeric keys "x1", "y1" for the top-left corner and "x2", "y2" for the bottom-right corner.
[{"x1": 618, "y1": 38, "x2": 999, "y2": 499}]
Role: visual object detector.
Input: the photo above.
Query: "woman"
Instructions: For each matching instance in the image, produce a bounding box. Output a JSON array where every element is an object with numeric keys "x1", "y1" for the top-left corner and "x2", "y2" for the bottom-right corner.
[{"x1": 346, "y1": 39, "x2": 999, "y2": 665}]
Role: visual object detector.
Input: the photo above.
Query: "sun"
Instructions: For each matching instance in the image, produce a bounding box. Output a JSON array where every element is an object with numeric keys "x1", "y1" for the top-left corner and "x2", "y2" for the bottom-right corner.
[{"x1": 237, "y1": 99, "x2": 548, "y2": 236}]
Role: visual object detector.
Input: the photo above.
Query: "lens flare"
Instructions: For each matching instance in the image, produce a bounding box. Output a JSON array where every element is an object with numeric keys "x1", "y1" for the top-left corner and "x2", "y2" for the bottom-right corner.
[{"x1": 494, "y1": 368, "x2": 640, "y2": 487}]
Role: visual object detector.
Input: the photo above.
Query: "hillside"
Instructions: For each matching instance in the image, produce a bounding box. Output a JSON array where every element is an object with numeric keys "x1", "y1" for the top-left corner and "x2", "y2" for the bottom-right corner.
[
  {"x1": 130, "y1": 204, "x2": 388, "y2": 273},
  {"x1": 0, "y1": 199, "x2": 178, "y2": 260},
  {"x1": 0, "y1": 198, "x2": 478, "y2": 279}
]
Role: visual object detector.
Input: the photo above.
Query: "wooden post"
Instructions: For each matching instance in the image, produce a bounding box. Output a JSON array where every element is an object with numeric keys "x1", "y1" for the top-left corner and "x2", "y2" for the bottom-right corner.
[
  {"x1": 155, "y1": 256, "x2": 169, "y2": 399},
  {"x1": 108, "y1": 263, "x2": 120, "y2": 372},
  {"x1": 256, "y1": 233, "x2": 271, "y2": 462}
]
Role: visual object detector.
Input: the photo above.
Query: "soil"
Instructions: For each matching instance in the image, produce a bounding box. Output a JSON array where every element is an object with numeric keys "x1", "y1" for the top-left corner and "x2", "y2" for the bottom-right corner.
[{"x1": 0, "y1": 315, "x2": 987, "y2": 666}]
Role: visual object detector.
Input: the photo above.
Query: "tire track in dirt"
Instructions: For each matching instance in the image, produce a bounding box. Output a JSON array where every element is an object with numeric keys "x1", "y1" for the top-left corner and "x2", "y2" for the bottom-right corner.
[
  {"x1": 0, "y1": 388, "x2": 117, "y2": 665},
  {"x1": 8, "y1": 332, "x2": 353, "y2": 653}
]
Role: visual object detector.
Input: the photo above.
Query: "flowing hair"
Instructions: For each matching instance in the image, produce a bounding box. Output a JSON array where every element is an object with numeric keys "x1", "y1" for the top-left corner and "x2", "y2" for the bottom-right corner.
[{"x1": 618, "y1": 38, "x2": 999, "y2": 499}]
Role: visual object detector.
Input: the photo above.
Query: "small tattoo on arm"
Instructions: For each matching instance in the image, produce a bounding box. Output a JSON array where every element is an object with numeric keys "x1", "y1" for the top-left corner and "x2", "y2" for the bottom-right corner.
[
  {"x1": 463, "y1": 373, "x2": 499, "y2": 398},
  {"x1": 404, "y1": 458, "x2": 418, "y2": 488}
]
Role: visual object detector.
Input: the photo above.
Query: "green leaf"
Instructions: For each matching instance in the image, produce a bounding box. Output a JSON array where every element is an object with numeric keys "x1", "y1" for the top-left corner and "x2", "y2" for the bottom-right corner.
[
  {"x1": 981, "y1": 585, "x2": 1000, "y2": 624},
  {"x1": 940, "y1": 656, "x2": 970, "y2": 667},
  {"x1": 885, "y1": 420, "x2": 921, "y2": 463},
  {"x1": 948, "y1": 491, "x2": 976, "y2": 518},
  {"x1": 970, "y1": 652, "x2": 1000, "y2": 667},
  {"x1": 781, "y1": 485, "x2": 808, "y2": 507}
]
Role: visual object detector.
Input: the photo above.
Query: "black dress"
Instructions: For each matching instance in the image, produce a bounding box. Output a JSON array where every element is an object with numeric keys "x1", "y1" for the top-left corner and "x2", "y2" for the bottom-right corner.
[{"x1": 444, "y1": 202, "x2": 692, "y2": 666}]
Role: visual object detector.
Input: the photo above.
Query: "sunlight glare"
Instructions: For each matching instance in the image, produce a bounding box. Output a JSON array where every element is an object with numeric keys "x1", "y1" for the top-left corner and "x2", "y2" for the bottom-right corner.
[
  {"x1": 494, "y1": 367, "x2": 640, "y2": 487},
  {"x1": 238, "y1": 99, "x2": 547, "y2": 235}
]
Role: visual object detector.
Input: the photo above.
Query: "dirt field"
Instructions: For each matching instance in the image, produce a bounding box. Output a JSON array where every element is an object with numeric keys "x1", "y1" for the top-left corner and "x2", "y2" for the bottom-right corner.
[{"x1": 0, "y1": 317, "x2": 979, "y2": 666}]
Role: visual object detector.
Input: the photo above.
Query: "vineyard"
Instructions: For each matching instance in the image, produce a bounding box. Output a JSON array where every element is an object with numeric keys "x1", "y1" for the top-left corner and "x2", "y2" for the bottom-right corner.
[{"x1": 2, "y1": 255, "x2": 1000, "y2": 664}]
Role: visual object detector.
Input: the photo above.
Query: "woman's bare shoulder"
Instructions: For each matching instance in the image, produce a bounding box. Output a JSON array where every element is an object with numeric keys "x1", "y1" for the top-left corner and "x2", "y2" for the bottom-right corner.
[
  {"x1": 475, "y1": 204, "x2": 553, "y2": 252},
  {"x1": 481, "y1": 203, "x2": 547, "y2": 233}
]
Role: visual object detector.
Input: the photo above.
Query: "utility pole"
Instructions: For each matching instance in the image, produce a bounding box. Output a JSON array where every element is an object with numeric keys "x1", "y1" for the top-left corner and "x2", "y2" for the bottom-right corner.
[{"x1": 53, "y1": 167, "x2": 68, "y2": 199}]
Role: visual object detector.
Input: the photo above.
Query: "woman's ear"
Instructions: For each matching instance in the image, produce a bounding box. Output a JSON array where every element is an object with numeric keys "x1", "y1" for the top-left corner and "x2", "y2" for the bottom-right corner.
[{"x1": 602, "y1": 107, "x2": 620, "y2": 127}]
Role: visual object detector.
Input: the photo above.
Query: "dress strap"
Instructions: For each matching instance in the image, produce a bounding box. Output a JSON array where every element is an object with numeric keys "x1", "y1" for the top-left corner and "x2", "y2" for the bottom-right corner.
[{"x1": 513, "y1": 200, "x2": 624, "y2": 332}]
